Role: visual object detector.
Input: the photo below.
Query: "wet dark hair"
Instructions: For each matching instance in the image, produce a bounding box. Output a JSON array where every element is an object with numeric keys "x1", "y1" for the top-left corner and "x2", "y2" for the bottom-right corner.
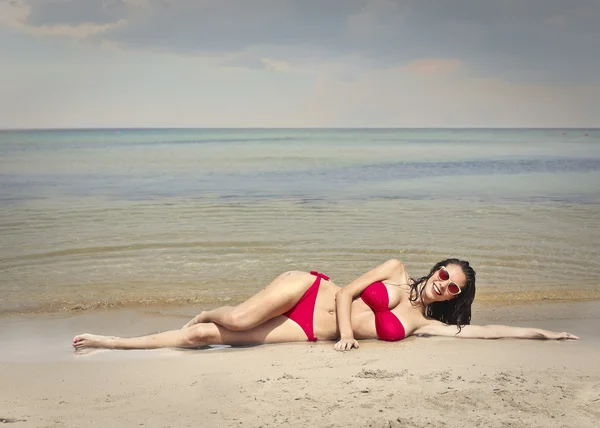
[{"x1": 409, "y1": 258, "x2": 476, "y2": 330}]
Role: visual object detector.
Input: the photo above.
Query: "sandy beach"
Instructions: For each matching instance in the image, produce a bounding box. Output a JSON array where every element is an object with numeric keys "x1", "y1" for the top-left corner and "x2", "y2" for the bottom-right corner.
[{"x1": 1, "y1": 301, "x2": 599, "y2": 428}]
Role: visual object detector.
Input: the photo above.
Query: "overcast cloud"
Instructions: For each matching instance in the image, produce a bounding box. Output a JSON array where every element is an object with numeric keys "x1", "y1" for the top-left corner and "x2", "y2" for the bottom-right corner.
[{"x1": 1, "y1": 0, "x2": 599, "y2": 128}]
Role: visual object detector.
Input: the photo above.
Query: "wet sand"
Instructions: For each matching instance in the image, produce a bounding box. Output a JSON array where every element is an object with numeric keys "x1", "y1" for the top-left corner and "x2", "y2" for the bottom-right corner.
[{"x1": 0, "y1": 300, "x2": 599, "y2": 427}]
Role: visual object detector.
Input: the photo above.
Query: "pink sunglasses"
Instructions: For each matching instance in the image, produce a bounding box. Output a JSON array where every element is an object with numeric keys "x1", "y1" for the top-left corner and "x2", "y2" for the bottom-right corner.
[{"x1": 438, "y1": 266, "x2": 461, "y2": 295}]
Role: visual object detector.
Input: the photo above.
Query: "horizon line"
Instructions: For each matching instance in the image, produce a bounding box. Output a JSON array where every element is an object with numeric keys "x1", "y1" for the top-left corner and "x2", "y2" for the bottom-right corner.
[{"x1": 1, "y1": 126, "x2": 598, "y2": 132}]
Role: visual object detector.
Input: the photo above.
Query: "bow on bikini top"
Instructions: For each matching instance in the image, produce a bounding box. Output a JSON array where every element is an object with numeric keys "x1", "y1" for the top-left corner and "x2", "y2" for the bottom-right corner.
[{"x1": 361, "y1": 281, "x2": 406, "y2": 341}]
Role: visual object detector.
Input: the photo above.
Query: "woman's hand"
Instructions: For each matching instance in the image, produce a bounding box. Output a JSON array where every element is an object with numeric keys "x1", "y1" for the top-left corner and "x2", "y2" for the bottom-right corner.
[
  {"x1": 334, "y1": 337, "x2": 360, "y2": 351},
  {"x1": 181, "y1": 315, "x2": 200, "y2": 330},
  {"x1": 544, "y1": 331, "x2": 580, "y2": 340}
]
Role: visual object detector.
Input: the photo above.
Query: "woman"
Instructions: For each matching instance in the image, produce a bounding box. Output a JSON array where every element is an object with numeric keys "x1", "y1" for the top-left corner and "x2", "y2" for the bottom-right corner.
[{"x1": 72, "y1": 259, "x2": 579, "y2": 351}]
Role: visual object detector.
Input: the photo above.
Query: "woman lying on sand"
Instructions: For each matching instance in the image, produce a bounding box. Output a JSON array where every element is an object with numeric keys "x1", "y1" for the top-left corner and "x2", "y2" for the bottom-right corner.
[{"x1": 73, "y1": 258, "x2": 579, "y2": 351}]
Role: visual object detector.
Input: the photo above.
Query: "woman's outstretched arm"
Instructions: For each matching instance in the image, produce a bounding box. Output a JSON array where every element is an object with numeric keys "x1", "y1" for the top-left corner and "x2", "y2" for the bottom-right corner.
[{"x1": 413, "y1": 321, "x2": 579, "y2": 340}]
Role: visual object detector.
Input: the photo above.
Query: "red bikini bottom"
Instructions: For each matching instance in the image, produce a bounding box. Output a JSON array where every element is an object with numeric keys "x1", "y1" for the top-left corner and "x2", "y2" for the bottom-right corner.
[{"x1": 283, "y1": 271, "x2": 329, "y2": 342}]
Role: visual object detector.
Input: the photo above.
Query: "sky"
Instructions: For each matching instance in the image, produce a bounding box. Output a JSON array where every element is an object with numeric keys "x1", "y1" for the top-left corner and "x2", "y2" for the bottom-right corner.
[{"x1": 1, "y1": 0, "x2": 599, "y2": 129}]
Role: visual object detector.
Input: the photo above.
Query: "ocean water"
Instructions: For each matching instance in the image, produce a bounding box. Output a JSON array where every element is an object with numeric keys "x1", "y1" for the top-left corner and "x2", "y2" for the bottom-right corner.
[{"x1": 1, "y1": 128, "x2": 599, "y2": 315}]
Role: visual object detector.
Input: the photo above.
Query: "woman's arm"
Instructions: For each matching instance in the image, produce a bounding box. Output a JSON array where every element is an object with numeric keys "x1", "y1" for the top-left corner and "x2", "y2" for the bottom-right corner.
[
  {"x1": 414, "y1": 321, "x2": 579, "y2": 340},
  {"x1": 335, "y1": 259, "x2": 408, "y2": 351}
]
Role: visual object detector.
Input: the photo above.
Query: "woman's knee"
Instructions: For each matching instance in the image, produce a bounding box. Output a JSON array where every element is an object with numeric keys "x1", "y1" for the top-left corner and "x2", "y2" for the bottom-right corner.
[
  {"x1": 183, "y1": 324, "x2": 216, "y2": 346},
  {"x1": 223, "y1": 310, "x2": 257, "y2": 331}
]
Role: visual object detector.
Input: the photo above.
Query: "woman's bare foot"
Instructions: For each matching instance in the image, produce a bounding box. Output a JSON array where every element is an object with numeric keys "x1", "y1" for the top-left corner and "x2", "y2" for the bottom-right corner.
[{"x1": 73, "y1": 334, "x2": 117, "y2": 350}]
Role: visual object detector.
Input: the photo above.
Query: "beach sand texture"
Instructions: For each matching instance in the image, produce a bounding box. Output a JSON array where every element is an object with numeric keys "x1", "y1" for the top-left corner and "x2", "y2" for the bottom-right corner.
[
  {"x1": 1, "y1": 338, "x2": 599, "y2": 428},
  {"x1": 1, "y1": 302, "x2": 599, "y2": 428}
]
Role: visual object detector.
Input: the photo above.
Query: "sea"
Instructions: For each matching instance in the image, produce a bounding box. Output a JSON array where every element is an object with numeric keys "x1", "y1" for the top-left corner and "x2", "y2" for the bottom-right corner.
[{"x1": 1, "y1": 128, "x2": 599, "y2": 317}]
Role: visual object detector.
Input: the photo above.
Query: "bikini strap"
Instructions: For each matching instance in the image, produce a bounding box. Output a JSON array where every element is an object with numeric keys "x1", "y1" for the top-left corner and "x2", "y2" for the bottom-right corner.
[{"x1": 310, "y1": 271, "x2": 330, "y2": 281}]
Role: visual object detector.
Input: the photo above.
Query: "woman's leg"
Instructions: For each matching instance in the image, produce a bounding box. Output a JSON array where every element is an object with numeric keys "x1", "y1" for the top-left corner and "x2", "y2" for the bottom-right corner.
[
  {"x1": 182, "y1": 306, "x2": 235, "y2": 329},
  {"x1": 73, "y1": 316, "x2": 307, "y2": 350},
  {"x1": 183, "y1": 271, "x2": 320, "y2": 331}
]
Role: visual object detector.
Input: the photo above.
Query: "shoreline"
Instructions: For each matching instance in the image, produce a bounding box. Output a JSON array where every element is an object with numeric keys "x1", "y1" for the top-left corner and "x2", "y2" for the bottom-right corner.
[
  {"x1": 1, "y1": 299, "x2": 599, "y2": 364},
  {"x1": 2, "y1": 285, "x2": 600, "y2": 317}
]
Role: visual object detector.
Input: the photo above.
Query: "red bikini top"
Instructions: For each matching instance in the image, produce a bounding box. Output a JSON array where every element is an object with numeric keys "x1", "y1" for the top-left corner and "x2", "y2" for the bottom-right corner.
[{"x1": 361, "y1": 281, "x2": 406, "y2": 341}]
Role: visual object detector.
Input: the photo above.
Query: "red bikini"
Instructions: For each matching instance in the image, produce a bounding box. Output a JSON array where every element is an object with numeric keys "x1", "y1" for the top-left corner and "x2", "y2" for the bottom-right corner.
[
  {"x1": 361, "y1": 281, "x2": 406, "y2": 341},
  {"x1": 283, "y1": 271, "x2": 329, "y2": 342},
  {"x1": 284, "y1": 273, "x2": 406, "y2": 342}
]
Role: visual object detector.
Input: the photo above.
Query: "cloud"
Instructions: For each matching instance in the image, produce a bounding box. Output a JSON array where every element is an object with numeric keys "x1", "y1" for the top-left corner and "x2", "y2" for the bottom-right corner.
[
  {"x1": 344, "y1": 0, "x2": 404, "y2": 42},
  {"x1": 220, "y1": 51, "x2": 294, "y2": 72},
  {"x1": 398, "y1": 58, "x2": 463, "y2": 75},
  {"x1": 1, "y1": 0, "x2": 599, "y2": 83},
  {"x1": 260, "y1": 58, "x2": 292, "y2": 72},
  {"x1": 303, "y1": 65, "x2": 600, "y2": 128},
  {"x1": 0, "y1": 0, "x2": 127, "y2": 37}
]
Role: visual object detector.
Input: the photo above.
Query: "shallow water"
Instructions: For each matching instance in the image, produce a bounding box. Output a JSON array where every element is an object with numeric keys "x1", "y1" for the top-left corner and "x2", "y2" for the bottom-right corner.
[{"x1": 1, "y1": 128, "x2": 599, "y2": 314}]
